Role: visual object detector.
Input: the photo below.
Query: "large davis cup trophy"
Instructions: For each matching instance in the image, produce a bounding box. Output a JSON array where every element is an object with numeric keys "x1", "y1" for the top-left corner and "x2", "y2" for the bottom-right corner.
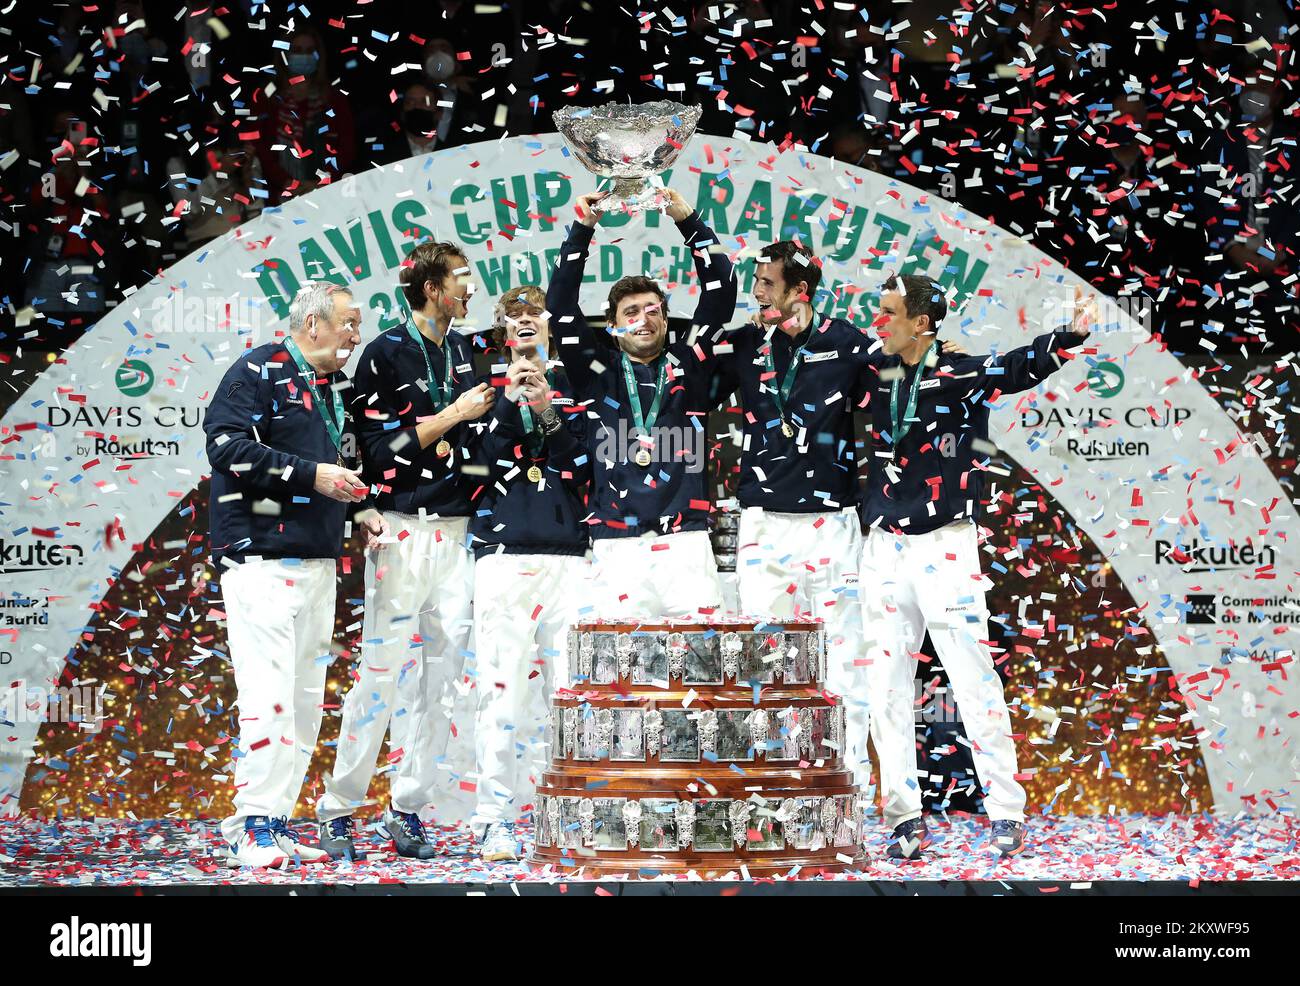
[
  {"x1": 553, "y1": 101, "x2": 703, "y2": 215},
  {"x1": 530, "y1": 622, "x2": 865, "y2": 877}
]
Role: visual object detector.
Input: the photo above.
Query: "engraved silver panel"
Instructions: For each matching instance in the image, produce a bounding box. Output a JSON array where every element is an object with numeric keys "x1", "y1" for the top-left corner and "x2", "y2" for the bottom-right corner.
[
  {"x1": 612, "y1": 708, "x2": 644, "y2": 761},
  {"x1": 748, "y1": 798, "x2": 783, "y2": 851},
  {"x1": 694, "y1": 800, "x2": 730, "y2": 852},
  {"x1": 716, "y1": 709, "x2": 754, "y2": 761},
  {"x1": 557, "y1": 796, "x2": 583, "y2": 848},
  {"x1": 630, "y1": 633, "x2": 668, "y2": 684},
  {"x1": 592, "y1": 797, "x2": 626, "y2": 850},
  {"x1": 640, "y1": 798, "x2": 678, "y2": 851},
  {"x1": 660, "y1": 709, "x2": 699, "y2": 761},
  {"x1": 576, "y1": 710, "x2": 600, "y2": 761},
  {"x1": 683, "y1": 632, "x2": 723, "y2": 684}
]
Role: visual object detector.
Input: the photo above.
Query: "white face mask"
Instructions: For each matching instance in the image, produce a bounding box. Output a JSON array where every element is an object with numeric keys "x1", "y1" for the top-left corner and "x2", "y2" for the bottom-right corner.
[
  {"x1": 425, "y1": 51, "x2": 455, "y2": 82},
  {"x1": 1240, "y1": 90, "x2": 1272, "y2": 120}
]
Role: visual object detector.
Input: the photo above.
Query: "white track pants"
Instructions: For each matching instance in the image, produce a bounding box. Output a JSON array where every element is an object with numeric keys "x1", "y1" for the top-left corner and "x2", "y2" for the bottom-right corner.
[
  {"x1": 860, "y1": 522, "x2": 1026, "y2": 829},
  {"x1": 317, "y1": 514, "x2": 474, "y2": 821},
  {"x1": 471, "y1": 551, "x2": 587, "y2": 831},
  {"x1": 591, "y1": 529, "x2": 723, "y2": 619},
  {"x1": 736, "y1": 506, "x2": 867, "y2": 786},
  {"x1": 219, "y1": 557, "x2": 336, "y2": 845}
]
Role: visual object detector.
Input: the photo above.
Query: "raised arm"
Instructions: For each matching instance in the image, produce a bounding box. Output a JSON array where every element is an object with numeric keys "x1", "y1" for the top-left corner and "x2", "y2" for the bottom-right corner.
[
  {"x1": 967, "y1": 330, "x2": 1086, "y2": 394},
  {"x1": 546, "y1": 195, "x2": 606, "y2": 397},
  {"x1": 673, "y1": 203, "x2": 737, "y2": 334},
  {"x1": 964, "y1": 289, "x2": 1097, "y2": 394},
  {"x1": 660, "y1": 189, "x2": 737, "y2": 384}
]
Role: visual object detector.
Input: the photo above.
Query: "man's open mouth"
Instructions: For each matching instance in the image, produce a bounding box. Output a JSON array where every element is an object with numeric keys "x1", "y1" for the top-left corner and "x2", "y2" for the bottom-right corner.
[{"x1": 517, "y1": 327, "x2": 537, "y2": 341}]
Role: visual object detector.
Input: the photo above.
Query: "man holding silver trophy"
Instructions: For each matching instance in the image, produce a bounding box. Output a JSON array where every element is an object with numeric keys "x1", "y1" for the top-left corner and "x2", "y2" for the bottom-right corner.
[{"x1": 545, "y1": 103, "x2": 737, "y2": 620}]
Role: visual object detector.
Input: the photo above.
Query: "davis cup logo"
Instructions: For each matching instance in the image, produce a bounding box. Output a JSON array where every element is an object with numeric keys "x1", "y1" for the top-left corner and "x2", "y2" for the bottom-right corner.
[
  {"x1": 1087, "y1": 360, "x2": 1124, "y2": 398},
  {"x1": 115, "y1": 360, "x2": 155, "y2": 398}
]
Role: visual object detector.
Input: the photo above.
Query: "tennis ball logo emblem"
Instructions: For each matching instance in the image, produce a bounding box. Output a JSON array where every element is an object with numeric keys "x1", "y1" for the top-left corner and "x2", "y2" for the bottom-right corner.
[
  {"x1": 1086, "y1": 360, "x2": 1124, "y2": 399},
  {"x1": 116, "y1": 360, "x2": 155, "y2": 397}
]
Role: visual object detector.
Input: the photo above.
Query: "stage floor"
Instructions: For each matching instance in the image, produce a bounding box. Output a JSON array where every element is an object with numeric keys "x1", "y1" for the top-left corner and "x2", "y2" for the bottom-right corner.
[{"x1": 2, "y1": 812, "x2": 1296, "y2": 891}]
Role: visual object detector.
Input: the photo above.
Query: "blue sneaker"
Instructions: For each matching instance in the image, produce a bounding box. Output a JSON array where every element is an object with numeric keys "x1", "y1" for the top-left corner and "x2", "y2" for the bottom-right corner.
[
  {"x1": 385, "y1": 807, "x2": 439, "y2": 860},
  {"x1": 990, "y1": 819, "x2": 1026, "y2": 857},
  {"x1": 318, "y1": 815, "x2": 365, "y2": 861},
  {"x1": 225, "y1": 815, "x2": 291, "y2": 869},
  {"x1": 886, "y1": 817, "x2": 931, "y2": 861}
]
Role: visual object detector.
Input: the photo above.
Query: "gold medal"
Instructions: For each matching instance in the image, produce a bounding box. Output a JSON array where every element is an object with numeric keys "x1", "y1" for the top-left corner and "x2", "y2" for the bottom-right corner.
[
  {"x1": 634, "y1": 447, "x2": 652, "y2": 467},
  {"x1": 527, "y1": 465, "x2": 543, "y2": 483},
  {"x1": 435, "y1": 439, "x2": 452, "y2": 457},
  {"x1": 781, "y1": 420, "x2": 794, "y2": 438},
  {"x1": 336, "y1": 453, "x2": 345, "y2": 467}
]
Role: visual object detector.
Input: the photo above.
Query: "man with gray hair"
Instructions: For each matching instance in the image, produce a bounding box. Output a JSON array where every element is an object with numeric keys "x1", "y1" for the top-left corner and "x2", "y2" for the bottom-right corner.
[{"x1": 205, "y1": 281, "x2": 388, "y2": 868}]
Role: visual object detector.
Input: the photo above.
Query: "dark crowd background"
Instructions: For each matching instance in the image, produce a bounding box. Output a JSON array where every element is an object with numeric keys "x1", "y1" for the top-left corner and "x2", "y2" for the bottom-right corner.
[
  {"x1": 1, "y1": 0, "x2": 1298, "y2": 354},
  {"x1": 3, "y1": 1, "x2": 1297, "y2": 819}
]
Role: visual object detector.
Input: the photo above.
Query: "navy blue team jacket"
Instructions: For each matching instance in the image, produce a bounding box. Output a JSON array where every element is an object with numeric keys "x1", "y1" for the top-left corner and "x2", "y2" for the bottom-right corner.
[
  {"x1": 349, "y1": 322, "x2": 479, "y2": 517},
  {"x1": 859, "y1": 329, "x2": 1088, "y2": 534},
  {"x1": 469, "y1": 365, "x2": 591, "y2": 558},
  {"x1": 204, "y1": 340, "x2": 367, "y2": 563},
  {"x1": 719, "y1": 313, "x2": 882, "y2": 513},
  {"x1": 544, "y1": 212, "x2": 737, "y2": 539}
]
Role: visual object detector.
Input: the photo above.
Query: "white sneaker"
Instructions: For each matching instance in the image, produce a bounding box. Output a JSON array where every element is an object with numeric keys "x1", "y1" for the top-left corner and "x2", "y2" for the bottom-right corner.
[
  {"x1": 481, "y1": 822, "x2": 520, "y2": 862},
  {"x1": 270, "y1": 816, "x2": 330, "y2": 864},
  {"x1": 225, "y1": 816, "x2": 291, "y2": 868}
]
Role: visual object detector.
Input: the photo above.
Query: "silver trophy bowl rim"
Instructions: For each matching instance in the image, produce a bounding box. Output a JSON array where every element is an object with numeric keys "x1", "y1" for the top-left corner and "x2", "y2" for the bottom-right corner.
[{"x1": 552, "y1": 100, "x2": 703, "y2": 129}]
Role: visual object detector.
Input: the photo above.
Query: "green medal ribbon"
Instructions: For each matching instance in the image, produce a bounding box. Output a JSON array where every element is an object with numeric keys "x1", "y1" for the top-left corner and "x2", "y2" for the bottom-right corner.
[
  {"x1": 761, "y1": 326, "x2": 812, "y2": 430},
  {"x1": 407, "y1": 322, "x2": 455, "y2": 411},
  {"x1": 620, "y1": 352, "x2": 668, "y2": 444},
  {"x1": 517, "y1": 367, "x2": 555, "y2": 454},
  {"x1": 889, "y1": 342, "x2": 936, "y2": 446},
  {"x1": 283, "y1": 337, "x2": 345, "y2": 456}
]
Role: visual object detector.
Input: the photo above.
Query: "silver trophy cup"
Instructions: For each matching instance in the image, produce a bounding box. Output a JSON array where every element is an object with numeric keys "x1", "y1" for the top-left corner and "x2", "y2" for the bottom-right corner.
[{"x1": 553, "y1": 101, "x2": 703, "y2": 215}]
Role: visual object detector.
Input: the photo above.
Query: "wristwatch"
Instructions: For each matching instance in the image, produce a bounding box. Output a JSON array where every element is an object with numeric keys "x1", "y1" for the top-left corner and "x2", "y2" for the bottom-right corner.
[{"x1": 538, "y1": 406, "x2": 563, "y2": 435}]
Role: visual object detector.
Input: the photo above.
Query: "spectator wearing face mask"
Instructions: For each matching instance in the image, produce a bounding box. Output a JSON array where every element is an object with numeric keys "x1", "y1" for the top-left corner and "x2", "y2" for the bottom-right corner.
[
  {"x1": 254, "y1": 26, "x2": 356, "y2": 203},
  {"x1": 361, "y1": 81, "x2": 446, "y2": 168},
  {"x1": 415, "y1": 38, "x2": 482, "y2": 148}
]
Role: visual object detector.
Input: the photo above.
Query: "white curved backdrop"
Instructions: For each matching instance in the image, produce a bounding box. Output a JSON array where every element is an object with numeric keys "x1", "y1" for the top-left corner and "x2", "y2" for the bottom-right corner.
[{"x1": 1, "y1": 133, "x2": 1295, "y2": 816}]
